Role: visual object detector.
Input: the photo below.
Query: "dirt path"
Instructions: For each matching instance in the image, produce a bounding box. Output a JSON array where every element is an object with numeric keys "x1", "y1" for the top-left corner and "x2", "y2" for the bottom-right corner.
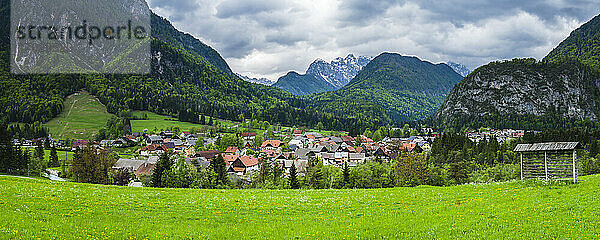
[
  {"x1": 0, "y1": 175, "x2": 37, "y2": 180},
  {"x1": 59, "y1": 95, "x2": 79, "y2": 137}
]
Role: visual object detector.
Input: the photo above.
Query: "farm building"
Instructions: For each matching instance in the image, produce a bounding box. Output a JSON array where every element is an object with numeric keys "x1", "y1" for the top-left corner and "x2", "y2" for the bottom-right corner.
[{"x1": 514, "y1": 142, "x2": 581, "y2": 182}]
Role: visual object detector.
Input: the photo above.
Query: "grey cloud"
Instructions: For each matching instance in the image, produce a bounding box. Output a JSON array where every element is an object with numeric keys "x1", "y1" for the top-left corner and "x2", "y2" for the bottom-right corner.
[
  {"x1": 265, "y1": 31, "x2": 307, "y2": 46},
  {"x1": 215, "y1": 0, "x2": 285, "y2": 19},
  {"x1": 336, "y1": 0, "x2": 402, "y2": 26},
  {"x1": 149, "y1": 0, "x2": 600, "y2": 79},
  {"x1": 337, "y1": 0, "x2": 600, "y2": 27},
  {"x1": 148, "y1": 0, "x2": 199, "y2": 13}
]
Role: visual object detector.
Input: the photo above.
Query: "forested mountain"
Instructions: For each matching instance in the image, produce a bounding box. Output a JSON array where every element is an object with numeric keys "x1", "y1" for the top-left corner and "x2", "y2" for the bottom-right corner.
[
  {"x1": 273, "y1": 71, "x2": 336, "y2": 95},
  {"x1": 434, "y1": 14, "x2": 600, "y2": 130},
  {"x1": 151, "y1": 14, "x2": 233, "y2": 75},
  {"x1": 308, "y1": 53, "x2": 463, "y2": 123},
  {"x1": 544, "y1": 14, "x2": 600, "y2": 70},
  {"x1": 273, "y1": 54, "x2": 372, "y2": 95},
  {"x1": 0, "y1": 0, "x2": 377, "y2": 133}
]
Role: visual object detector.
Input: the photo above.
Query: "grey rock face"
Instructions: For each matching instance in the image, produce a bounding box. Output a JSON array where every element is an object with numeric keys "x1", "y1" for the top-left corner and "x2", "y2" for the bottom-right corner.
[
  {"x1": 306, "y1": 54, "x2": 373, "y2": 89},
  {"x1": 435, "y1": 61, "x2": 600, "y2": 124}
]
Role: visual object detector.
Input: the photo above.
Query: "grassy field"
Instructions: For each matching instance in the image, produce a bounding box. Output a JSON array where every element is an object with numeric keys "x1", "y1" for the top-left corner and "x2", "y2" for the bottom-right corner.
[
  {"x1": 1, "y1": 176, "x2": 599, "y2": 239},
  {"x1": 44, "y1": 91, "x2": 113, "y2": 140},
  {"x1": 130, "y1": 111, "x2": 235, "y2": 133}
]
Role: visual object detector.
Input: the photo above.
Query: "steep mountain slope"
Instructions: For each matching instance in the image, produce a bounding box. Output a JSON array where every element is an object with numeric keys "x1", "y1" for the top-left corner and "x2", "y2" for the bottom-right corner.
[
  {"x1": 309, "y1": 53, "x2": 463, "y2": 123},
  {"x1": 0, "y1": 1, "x2": 371, "y2": 132},
  {"x1": 151, "y1": 14, "x2": 234, "y2": 75},
  {"x1": 273, "y1": 71, "x2": 336, "y2": 95},
  {"x1": 434, "y1": 14, "x2": 600, "y2": 130},
  {"x1": 544, "y1": 14, "x2": 600, "y2": 70},
  {"x1": 273, "y1": 54, "x2": 372, "y2": 95},
  {"x1": 447, "y1": 62, "x2": 472, "y2": 77}
]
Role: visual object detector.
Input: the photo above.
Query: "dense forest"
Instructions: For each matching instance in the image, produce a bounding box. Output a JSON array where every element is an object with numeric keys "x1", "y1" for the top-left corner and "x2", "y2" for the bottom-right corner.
[{"x1": 544, "y1": 14, "x2": 600, "y2": 70}]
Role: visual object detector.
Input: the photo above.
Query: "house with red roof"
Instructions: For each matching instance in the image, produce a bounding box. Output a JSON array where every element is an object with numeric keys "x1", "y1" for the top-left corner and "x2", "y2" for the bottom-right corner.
[
  {"x1": 194, "y1": 150, "x2": 220, "y2": 160},
  {"x1": 225, "y1": 146, "x2": 240, "y2": 155},
  {"x1": 140, "y1": 144, "x2": 167, "y2": 156},
  {"x1": 241, "y1": 132, "x2": 256, "y2": 139},
  {"x1": 293, "y1": 130, "x2": 303, "y2": 136},
  {"x1": 261, "y1": 140, "x2": 283, "y2": 150},
  {"x1": 224, "y1": 155, "x2": 259, "y2": 175}
]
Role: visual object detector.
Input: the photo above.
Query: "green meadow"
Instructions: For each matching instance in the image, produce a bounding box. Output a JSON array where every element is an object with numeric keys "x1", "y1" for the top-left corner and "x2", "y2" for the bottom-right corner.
[
  {"x1": 43, "y1": 92, "x2": 114, "y2": 140},
  {"x1": 1, "y1": 175, "x2": 599, "y2": 239}
]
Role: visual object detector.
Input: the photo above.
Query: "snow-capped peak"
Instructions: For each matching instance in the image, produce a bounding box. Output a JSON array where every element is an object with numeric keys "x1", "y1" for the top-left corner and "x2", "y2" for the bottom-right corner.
[
  {"x1": 305, "y1": 54, "x2": 373, "y2": 89},
  {"x1": 446, "y1": 62, "x2": 472, "y2": 77}
]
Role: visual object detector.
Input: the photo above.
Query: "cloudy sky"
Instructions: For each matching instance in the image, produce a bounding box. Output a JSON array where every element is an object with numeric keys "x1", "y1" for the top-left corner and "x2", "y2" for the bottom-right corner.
[{"x1": 147, "y1": 0, "x2": 600, "y2": 81}]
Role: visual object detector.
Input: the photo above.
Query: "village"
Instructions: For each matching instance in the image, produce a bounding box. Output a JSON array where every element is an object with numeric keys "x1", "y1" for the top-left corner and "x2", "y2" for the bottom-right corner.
[{"x1": 11, "y1": 126, "x2": 527, "y2": 186}]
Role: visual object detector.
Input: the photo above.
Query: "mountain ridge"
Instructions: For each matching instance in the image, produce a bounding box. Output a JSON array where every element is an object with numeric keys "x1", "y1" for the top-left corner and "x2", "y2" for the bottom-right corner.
[{"x1": 309, "y1": 52, "x2": 463, "y2": 123}]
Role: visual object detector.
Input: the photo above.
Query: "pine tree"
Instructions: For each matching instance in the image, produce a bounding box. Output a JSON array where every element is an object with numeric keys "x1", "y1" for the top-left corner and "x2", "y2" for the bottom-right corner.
[
  {"x1": 11, "y1": 145, "x2": 23, "y2": 174},
  {"x1": 342, "y1": 161, "x2": 350, "y2": 188},
  {"x1": 34, "y1": 141, "x2": 44, "y2": 162},
  {"x1": 211, "y1": 154, "x2": 228, "y2": 186},
  {"x1": 272, "y1": 163, "x2": 282, "y2": 186},
  {"x1": 200, "y1": 115, "x2": 206, "y2": 125},
  {"x1": 289, "y1": 163, "x2": 298, "y2": 189},
  {"x1": 152, "y1": 151, "x2": 174, "y2": 187},
  {"x1": 49, "y1": 147, "x2": 59, "y2": 167},
  {"x1": 44, "y1": 136, "x2": 51, "y2": 149},
  {"x1": 32, "y1": 140, "x2": 46, "y2": 176},
  {"x1": 0, "y1": 124, "x2": 12, "y2": 173}
]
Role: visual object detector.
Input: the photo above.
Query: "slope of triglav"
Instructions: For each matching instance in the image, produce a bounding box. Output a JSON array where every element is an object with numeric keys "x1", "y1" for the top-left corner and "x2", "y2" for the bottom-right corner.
[
  {"x1": 446, "y1": 62, "x2": 472, "y2": 77},
  {"x1": 273, "y1": 54, "x2": 372, "y2": 95}
]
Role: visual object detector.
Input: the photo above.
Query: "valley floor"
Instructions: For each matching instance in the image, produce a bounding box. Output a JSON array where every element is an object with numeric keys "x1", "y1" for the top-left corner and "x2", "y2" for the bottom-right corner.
[{"x1": 0, "y1": 176, "x2": 599, "y2": 239}]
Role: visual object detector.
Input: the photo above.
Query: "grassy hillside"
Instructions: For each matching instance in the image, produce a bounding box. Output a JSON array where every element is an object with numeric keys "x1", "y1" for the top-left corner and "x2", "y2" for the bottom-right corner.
[
  {"x1": 43, "y1": 91, "x2": 113, "y2": 140},
  {"x1": 1, "y1": 175, "x2": 599, "y2": 239}
]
